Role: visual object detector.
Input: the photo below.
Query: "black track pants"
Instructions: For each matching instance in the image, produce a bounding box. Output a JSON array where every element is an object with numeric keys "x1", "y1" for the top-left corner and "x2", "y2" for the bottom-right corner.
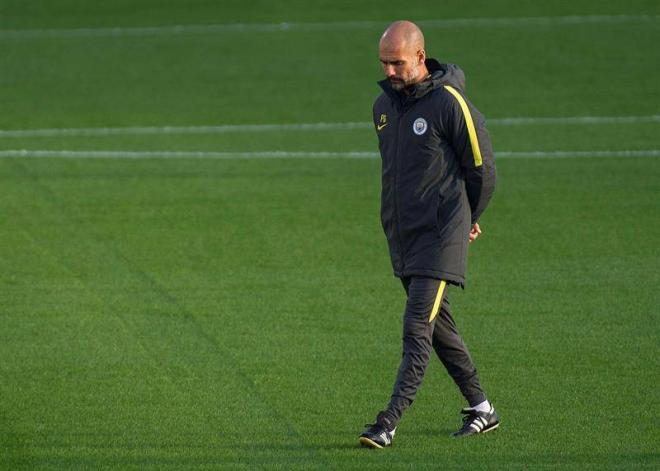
[{"x1": 385, "y1": 276, "x2": 486, "y2": 425}]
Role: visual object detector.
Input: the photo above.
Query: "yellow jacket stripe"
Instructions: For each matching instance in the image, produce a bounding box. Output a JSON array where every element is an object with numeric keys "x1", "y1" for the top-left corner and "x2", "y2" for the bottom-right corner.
[
  {"x1": 429, "y1": 280, "x2": 447, "y2": 323},
  {"x1": 443, "y1": 85, "x2": 483, "y2": 167}
]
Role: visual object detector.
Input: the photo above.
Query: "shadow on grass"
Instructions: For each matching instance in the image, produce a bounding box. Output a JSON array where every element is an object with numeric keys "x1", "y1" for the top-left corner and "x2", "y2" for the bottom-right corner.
[{"x1": 408, "y1": 427, "x2": 456, "y2": 438}]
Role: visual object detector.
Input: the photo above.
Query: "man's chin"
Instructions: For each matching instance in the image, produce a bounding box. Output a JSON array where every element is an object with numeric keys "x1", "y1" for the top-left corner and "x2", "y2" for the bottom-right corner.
[{"x1": 389, "y1": 80, "x2": 405, "y2": 90}]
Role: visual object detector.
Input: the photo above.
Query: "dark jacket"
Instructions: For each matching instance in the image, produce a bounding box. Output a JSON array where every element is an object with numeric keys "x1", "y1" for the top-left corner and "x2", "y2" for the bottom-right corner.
[{"x1": 373, "y1": 59, "x2": 496, "y2": 286}]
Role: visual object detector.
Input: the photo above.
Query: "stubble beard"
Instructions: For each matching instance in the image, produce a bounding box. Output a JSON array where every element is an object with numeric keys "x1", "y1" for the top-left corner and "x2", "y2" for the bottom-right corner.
[{"x1": 389, "y1": 64, "x2": 420, "y2": 91}]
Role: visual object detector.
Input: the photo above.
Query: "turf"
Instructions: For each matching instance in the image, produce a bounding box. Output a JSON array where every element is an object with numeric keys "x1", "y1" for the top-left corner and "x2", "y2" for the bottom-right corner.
[{"x1": 1, "y1": 1, "x2": 659, "y2": 469}]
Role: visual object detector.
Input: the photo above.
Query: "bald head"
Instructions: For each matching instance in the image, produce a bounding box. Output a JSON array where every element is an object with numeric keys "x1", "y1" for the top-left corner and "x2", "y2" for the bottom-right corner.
[
  {"x1": 378, "y1": 21, "x2": 428, "y2": 91},
  {"x1": 379, "y1": 20, "x2": 425, "y2": 53}
]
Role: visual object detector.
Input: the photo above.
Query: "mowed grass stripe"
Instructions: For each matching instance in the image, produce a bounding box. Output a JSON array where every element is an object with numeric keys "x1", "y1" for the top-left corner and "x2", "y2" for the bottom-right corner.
[
  {"x1": 1, "y1": 14, "x2": 658, "y2": 39},
  {"x1": 2, "y1": 16, "x2": 656, "y2": 128},
  {"x1": 2, "y1": 155, "x2": 658, "y2": 468},
  {"x1": 2, "y1": 157, "x2": 327, "y2": 465},
  {"x1": 1, "y1": 115, "x2": 658, "y2": 138}
]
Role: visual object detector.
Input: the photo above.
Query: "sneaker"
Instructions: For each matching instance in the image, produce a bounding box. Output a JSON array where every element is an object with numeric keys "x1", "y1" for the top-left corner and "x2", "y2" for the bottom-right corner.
[
  {"x1": 359, "y1": 412, "x2": 396, "y2": 449},
  {"x1": 452, "y1": 406, "x2": 500, "y2": 437}
]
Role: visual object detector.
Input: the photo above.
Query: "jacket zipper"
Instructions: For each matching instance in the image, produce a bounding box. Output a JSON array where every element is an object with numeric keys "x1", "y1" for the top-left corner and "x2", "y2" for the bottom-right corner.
[{"x1": 393, "y1": 105, "x2": 406, "y2": 273}]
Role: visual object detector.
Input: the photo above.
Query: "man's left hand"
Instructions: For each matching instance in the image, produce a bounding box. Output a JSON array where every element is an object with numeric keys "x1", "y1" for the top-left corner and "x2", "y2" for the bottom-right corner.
[{"x1": 468, "y1": 223, "x2": 482, "y2": 244}]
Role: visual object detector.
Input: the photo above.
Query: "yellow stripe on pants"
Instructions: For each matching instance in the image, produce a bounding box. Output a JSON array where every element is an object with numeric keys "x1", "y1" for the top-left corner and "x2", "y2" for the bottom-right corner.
[{"x1": 429, "y1": 280, "x2": 447, "y2": 323}]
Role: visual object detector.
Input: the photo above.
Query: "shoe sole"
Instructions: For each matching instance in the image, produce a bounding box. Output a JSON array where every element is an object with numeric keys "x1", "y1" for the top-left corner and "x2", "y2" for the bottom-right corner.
[
  {"x1": 481, "y1": 422, "x2": 500, "y2": 434},
  {"x1": 359, "y1": 437, "x2": 384, "y2": 449},
  {"x1": 452, "y1": 421, "x2": 501, "y2": 438}
]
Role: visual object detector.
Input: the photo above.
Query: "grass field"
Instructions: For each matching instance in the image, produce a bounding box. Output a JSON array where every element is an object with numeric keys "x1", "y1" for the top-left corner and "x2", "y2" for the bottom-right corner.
[{"x1": 1, "y1": 1, "x2": 659, "y2": 469}]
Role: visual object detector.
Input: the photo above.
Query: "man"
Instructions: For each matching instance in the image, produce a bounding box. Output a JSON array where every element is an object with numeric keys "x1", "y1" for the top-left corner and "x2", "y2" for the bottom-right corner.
[{"x1": 359, "y1": 21, "x2": 498, "y2": 449}]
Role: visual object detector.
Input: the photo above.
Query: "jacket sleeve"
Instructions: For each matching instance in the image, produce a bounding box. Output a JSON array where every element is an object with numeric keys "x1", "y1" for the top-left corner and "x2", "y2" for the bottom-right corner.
[{"x1": 441, "y1": 85, "x2": 496, "y2": 224}]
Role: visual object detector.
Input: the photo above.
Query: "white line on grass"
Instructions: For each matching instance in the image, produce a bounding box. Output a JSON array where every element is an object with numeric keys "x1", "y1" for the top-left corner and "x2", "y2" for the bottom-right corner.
[
  {"x1": 0, "y1": 150, "x2": 377, "y2": 159},
  {"x1": 0, "y1": 14, "x2": 657, "y2": 39},
  {"x1": 495, "y1": 150, "x2": 660, "y2": 159},
  {"x1": 0, "y1": 122, "x2": 371, "y2": 138},
  {"x1": 489, "y1": 115, "x2": 660, "y2": 125},
  {"x1": 1, "y1": 149, "x2": 658, "y2": 160},
  {"x1": 1, "y1": 115, "x2": 658, "y2": 138}
]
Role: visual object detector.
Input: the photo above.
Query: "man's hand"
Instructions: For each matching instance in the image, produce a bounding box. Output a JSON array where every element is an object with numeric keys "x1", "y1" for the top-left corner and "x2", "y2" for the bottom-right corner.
[{"x1": 468, "y1": 223, "x2": 482, "y2": 244}]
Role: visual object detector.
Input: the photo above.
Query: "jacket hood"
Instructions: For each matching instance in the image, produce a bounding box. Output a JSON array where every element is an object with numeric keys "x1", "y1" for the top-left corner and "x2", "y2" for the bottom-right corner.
[
  {"x1": 378, "y1": 59, "x2": 466, "y2": 100},
  {"x1": 426, "y1": 59, "x2": 465, "y2": 91}
]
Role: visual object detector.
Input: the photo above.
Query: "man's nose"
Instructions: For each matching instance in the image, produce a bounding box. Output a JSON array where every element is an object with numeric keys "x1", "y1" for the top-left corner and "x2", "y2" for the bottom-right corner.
[{"x1": 384, "y1": 65, "x2": 396, "y2": 77}]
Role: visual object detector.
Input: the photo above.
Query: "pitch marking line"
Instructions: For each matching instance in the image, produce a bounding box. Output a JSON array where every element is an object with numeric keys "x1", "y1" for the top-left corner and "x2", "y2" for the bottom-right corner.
[
  {"x1": 0, "y1": 122, "x2": 370, "y2": 138},
  {"x1": 1, "y1": 149, "x2": 658, "y2": 160},
  {"x1": 488, "y1": 115, "x2": 660, "y2": 125},
  {"x1": 1, "y1": 115, "x2": 658, "y2": 139},
  {"x1": 1, "y1": 15, "x2": 658, "y2": 39}
]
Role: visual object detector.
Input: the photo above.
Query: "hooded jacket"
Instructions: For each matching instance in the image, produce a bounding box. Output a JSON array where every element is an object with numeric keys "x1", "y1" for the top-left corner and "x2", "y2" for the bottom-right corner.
[{"x1": 373, "y1": 59, "x2": 496, "y2": 286}]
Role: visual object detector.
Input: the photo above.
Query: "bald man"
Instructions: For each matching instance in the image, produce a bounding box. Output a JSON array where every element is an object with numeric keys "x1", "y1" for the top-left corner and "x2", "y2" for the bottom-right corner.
[{"x1": 359, "y1": 21, "x2": 498, "y2": 448}]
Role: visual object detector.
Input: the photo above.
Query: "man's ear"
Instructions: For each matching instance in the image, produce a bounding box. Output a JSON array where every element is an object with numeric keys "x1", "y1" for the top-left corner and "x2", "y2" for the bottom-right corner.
[{"x1": 417, "y1": 49, "x2": 426, "y2": 65}]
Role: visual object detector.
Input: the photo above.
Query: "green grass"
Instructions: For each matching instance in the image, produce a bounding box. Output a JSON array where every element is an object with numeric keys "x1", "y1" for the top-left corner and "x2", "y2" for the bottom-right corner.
[{"x1": 1, "y1": 1, "x2": 659, "y2": 469}]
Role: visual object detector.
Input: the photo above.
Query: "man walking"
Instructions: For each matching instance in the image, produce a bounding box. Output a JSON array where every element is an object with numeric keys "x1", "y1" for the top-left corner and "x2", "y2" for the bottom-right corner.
[{"x1": 359, "y1": 20, "x2": 498, "y2": 449}]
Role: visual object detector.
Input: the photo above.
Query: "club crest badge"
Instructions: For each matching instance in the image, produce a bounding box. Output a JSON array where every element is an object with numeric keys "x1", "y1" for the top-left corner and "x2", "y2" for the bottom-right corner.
[{"x1": 413, "y1": 117, "x2": 427, "y2": 135}]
